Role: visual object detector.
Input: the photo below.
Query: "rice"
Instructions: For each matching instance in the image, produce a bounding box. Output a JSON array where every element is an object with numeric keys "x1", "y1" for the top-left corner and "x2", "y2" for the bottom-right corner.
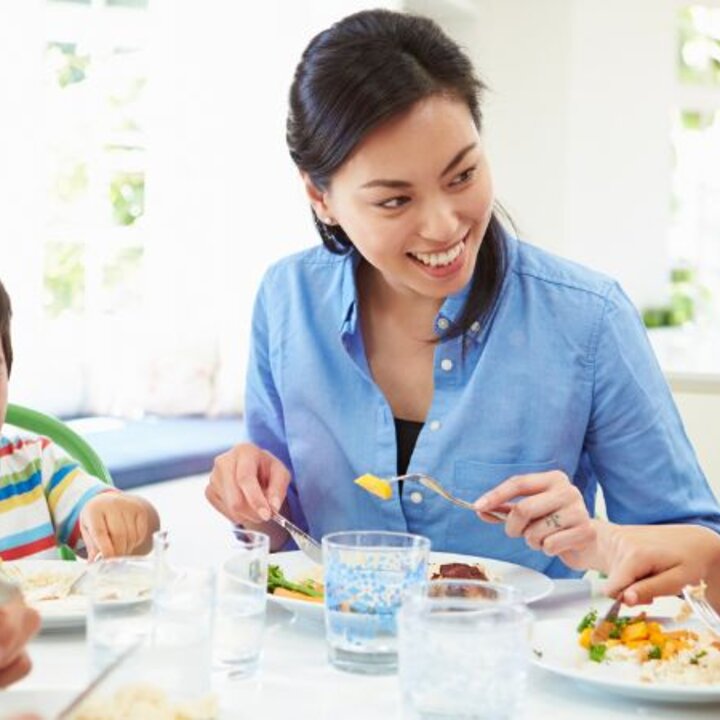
[
  {"x1": 71, "y1": 684, "x2": 218, "y2": 720},
  {"x1": 1, "y1": 565, "x2": 78, "y2": 601},
  {"x1": 604, "y1": 632, "x2": 720, "y2": 685},
  {"x1": 641, "y1": 642, "x2": 720, "y2": 685}
]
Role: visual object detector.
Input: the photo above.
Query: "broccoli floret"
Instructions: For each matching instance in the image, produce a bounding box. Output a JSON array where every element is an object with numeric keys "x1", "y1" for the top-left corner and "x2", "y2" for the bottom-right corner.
[
  {"x1": 577, "y1": 609, "x2": 598, "y2": 633},
  {"x1": 267, "y1": 564, "x2": 323, "y2": 598}
]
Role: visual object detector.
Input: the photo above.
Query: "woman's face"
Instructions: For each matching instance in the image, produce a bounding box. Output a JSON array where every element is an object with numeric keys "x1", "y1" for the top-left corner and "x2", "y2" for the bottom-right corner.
[{"x1": 310, "y1": 94, "x2": 494, "y2": 301}]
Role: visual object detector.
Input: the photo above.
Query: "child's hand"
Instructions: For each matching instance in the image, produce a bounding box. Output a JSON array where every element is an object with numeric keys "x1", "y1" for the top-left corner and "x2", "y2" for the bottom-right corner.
[{"x1": 79, "y1": 493, "x2": 151, "y2": 560}]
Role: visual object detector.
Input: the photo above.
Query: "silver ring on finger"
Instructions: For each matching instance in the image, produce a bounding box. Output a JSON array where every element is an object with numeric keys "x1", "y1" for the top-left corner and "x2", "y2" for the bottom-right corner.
[{"x1": 544, "y1": 512, "x2": 562, "y2": 530}]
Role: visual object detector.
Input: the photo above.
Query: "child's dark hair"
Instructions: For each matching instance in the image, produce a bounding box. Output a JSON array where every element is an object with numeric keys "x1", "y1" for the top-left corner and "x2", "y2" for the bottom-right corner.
[
  {"x1": 286, "y1": 9, "x2": 507, "y2": 341},
  {"x1": 0, "y1": 278, "x2": 12, "y2": 376}
]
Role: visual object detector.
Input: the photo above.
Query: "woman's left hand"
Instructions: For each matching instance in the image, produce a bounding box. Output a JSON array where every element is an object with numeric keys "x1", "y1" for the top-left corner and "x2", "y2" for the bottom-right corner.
[{"x1": 473, "y1": 470, "x2": 595, "y2": 567}]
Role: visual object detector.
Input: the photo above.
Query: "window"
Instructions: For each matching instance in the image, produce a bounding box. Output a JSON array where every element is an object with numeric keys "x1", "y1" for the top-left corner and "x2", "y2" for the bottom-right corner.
[
  {"x1": 43, "y1": 0, "x2": 149, "y2": 319},
  {"x1": 668, "y1": 2, "x2": 720, "y2": 325}
]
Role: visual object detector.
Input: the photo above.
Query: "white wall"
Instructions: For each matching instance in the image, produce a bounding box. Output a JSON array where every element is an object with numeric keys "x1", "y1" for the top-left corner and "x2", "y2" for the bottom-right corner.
[
  {"x1": 142, "y1": 0, "x2": 402, "y2": 415},
  {"x1": 407, "y1": 0, "x2": 675, "y2": 308},
  {"x1": 674, "y1": 391, "x2": 720, "y2": 501},
  {"x1": 563, "y1": 0, "x2": 675, "y2": 308}
]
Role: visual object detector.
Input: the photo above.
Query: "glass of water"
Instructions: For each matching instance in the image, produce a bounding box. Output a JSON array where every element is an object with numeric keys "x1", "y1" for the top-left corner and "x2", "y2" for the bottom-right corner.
[
  {"x1": 398, "y1": 580, "x2": 532, "y2": 720},
  {"x1": 322, "y1": 531, "x2": 430, "y2": 675},
  {"x1": 213, "y1": 528, "x2": 269, "y2": 677},
  {"x1": 151, "y1": 529, "x2": 216, "y2": 700},
  {"x1": 86, "y1": 557, "x2": 154, "y2": 676}
]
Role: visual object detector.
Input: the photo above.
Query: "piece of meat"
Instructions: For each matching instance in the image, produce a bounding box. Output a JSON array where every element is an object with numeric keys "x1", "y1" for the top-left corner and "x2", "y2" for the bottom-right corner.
[{"x1": 430, "y1": 562, "x2": 489, "y2": 582}]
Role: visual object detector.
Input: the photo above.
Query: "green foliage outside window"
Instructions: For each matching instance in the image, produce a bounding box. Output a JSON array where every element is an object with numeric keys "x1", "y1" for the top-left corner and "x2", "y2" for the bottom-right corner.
[
  {"x1": 680, "y1": 109, "x2": 718, "y2": 132},
  {"x1": 109, "y1": 172, "x2": 145, "y2": 226},
  {"x1": 678, "y1": 5, "x2": 720, "y2": 85},
  {"x1": 642, "y1": 267, "x2": 714, "y2": 328},
  {"x1": 44, "y1": 243, "x2": 85, "y2": 317},
  {"x1": 101, "y1": 246, "x2": 144, "y2": 313},
  {"x1": 47, "y1": 42, "x2": 90, "y2": 88},
  {"x1": 54, "y1": 160, "x2": 89, "y2": 204}
]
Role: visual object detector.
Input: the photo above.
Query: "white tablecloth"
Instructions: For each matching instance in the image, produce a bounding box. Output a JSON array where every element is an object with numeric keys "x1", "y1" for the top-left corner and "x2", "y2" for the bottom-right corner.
[{"x1": 4, "y1": 579, "x2": 718, "y2": 720}]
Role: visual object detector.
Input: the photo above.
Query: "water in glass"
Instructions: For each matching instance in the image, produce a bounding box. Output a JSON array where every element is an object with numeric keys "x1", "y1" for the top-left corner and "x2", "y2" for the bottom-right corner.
[
  {"x1": 323, "y1": 531, "x2": 430, "y2": 675},
  {"x1": 399, "y1": 580, "x2": 531, "y2": 719}
]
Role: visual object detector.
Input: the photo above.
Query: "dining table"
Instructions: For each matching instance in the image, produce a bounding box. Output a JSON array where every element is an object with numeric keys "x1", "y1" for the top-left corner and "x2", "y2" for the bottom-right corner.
[{"x1": 3, "y1": 576, "x2": 719, "y2": 720}]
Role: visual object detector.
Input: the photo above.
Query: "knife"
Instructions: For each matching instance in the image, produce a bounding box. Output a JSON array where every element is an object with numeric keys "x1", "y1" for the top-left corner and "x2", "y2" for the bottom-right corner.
[{"x1": 271, "y1": 511, "x2": 323, "y2": 564}]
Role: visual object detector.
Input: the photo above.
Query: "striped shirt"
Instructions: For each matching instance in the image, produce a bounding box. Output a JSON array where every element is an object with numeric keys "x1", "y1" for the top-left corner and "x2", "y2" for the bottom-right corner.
[{"x1": 0, "y1": 435, "x2": 113, "y2": 560}]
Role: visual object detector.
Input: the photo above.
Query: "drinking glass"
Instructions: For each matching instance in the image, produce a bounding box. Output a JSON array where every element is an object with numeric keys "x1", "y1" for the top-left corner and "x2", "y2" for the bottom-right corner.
[
  {"x1": 398, "y1": 580, "x2": 532, "y2": 720},
  {"x1": 86, "y1": 557, "x2": 154, "y2": 676},
  {"x1": 213, "y1": 529, "x2": 269, "y2": 677},
  {"x1": 322, "y1": 530, "x2": 430, "y2": 675},
  {"x1": 151, "y1": 530, "x2": 216, "y2": 700}
]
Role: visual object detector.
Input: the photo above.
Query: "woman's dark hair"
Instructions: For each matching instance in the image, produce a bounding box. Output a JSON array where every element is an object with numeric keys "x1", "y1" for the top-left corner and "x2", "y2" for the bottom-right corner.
[
  {"x1": 0, "y1": 278, "x2": 12, "y2": 376},
  {"x1": 287, "y1": 8, "x2": 507, "y2": 341}
]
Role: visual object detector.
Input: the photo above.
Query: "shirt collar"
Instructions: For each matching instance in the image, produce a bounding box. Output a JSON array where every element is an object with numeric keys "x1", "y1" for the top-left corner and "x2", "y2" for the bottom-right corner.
[
  {"x1": 338, "y1": 233, "x2": 518, "y2": 342},
  {"x1": 339, "y1": 250, "x2": 362, "y2": 335},
  {"x1": 439, "y1": 231, "x2": 517, "y2": 344}
]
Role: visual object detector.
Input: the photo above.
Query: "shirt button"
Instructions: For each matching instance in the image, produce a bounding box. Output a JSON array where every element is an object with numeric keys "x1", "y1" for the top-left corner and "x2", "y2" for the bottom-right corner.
[
  {"x1": 410, "y1": 491, "x2": 423, "y2": 504},
  {"x1": 470, "y1": 321, "x2": 481, "y2": 333},
  {"x1": 437, "y1": 317, "x2": 449, "y2": 330},
  {"x1": 440, "y1": 358, "x2": 453, "y2": 372},
  {"x1": 429, "y1": 420, "x2": 441, "y2": 431}
]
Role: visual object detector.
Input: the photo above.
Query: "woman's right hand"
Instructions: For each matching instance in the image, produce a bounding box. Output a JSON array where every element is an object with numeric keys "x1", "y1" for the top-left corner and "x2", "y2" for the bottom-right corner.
[
  {"x1": 596, "y1": 522, "x2": 720, "y2": 610},
  {"x1": 205, "y1": 443, "x2": 291, "y2": 524}
]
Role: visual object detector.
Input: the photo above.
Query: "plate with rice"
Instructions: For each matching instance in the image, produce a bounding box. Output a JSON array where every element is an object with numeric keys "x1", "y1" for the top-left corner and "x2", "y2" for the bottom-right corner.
[
  {"x1": 1, "y1": 559, "x2": 89, "y2": 630},
  {"x1": 532, "y1": 610, "x2": 720, "y2": 703}
]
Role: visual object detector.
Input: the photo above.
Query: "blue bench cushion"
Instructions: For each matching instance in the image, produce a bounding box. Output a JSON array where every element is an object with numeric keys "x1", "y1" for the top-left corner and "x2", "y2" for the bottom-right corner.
[{"x1": 66, "y1": 415, "x2": 246, "y2": 490}]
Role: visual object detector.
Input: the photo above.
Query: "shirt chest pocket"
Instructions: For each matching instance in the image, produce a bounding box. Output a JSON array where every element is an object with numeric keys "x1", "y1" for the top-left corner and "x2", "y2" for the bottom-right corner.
[
  {"x1": 451, "y1": 459, "x2": 559, "y2": 502},
  {"x1": 441, "y1": 459, "x2": 559, "y2": 558}
]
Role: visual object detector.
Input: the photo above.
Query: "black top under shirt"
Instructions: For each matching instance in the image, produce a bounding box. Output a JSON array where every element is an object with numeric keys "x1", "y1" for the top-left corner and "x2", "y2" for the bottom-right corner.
[{"x1": 394, "y1": 417, "x2": 424, "y2": 476}]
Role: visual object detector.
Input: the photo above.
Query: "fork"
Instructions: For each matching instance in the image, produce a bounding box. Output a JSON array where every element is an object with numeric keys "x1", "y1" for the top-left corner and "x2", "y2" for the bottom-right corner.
[
  {"x1": 590, "y1": 596, "x2": 623, "y2": 644},
  {"x1": 57, "y1": 552, "x2": 105, "y2": 599},
  {"x1": 271, "y1": 511, "x2": 323, "y2": 565},
  {"x1": 388, "y1": 473, "x2": 508, "y2": 522},
  {"x1": 682, "y1": 583, "x2": 720, "y2": 636}
]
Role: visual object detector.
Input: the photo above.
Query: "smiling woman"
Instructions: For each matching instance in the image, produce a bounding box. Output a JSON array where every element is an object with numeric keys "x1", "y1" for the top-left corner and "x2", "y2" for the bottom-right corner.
[{"x1": 204, "y1": 8, "x2": 720, "y2": 603}]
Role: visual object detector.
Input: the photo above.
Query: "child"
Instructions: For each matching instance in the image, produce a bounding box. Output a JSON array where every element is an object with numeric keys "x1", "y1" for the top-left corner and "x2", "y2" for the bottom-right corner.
[{"x1": 0, "y1": 278, "x2": 160, "y2": 560}]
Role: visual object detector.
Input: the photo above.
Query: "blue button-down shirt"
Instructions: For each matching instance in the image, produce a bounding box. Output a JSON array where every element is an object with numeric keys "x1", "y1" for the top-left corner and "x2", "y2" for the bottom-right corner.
[{"x1": 245, "y1": 234, "x2": 720, "y2": 578}]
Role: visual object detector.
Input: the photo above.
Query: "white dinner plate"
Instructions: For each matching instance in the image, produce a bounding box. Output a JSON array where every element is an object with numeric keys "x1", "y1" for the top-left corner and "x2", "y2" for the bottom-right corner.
[
  {"x1": 532, "y1": 617, "x2": 720, "y2": 704},
  {"x1": 267, "y1": 550, "x2": 554, "y2": 622},
  {"x1": 2, "y1": 559, "x2": 88, "y2": 630}
]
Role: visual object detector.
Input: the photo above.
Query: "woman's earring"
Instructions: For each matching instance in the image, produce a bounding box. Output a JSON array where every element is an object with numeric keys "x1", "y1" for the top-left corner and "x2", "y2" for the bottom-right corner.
[{"x1": 324, "y1": 217, "x2": 335, "y2": 225}]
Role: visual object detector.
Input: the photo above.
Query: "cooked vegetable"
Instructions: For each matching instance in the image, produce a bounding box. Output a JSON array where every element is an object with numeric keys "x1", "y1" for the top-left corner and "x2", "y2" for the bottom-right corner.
[
  {"x1": 273, "y1": 587, "x2": 324, "y2": 603},
  {"x1": 267, "y1": 564, "x2": 323, "y2": 599},
  {"x1": 576, "y1": 609, "x2": 699, "y2": 663},
  {"x1": 354, "y1": 474, "x2": 393, "y2": 500},
  {"x1": 577, "y1": 609, "x2": 598, "y2": 633},
  {"x1": 690, "y1": 650, "x2": 707, "y2": 665}
]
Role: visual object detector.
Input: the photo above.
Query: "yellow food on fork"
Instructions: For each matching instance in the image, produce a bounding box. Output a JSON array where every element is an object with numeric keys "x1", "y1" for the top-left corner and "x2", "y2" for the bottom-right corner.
[{"x1": 354, "y1": 473, "x2": 393, "y2": 500}]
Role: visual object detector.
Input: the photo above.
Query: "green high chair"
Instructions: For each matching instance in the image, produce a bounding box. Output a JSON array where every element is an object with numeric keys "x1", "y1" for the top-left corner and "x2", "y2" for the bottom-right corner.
[{"x1": 4, "y1": 403, "x2": 114, "y2": 559}]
